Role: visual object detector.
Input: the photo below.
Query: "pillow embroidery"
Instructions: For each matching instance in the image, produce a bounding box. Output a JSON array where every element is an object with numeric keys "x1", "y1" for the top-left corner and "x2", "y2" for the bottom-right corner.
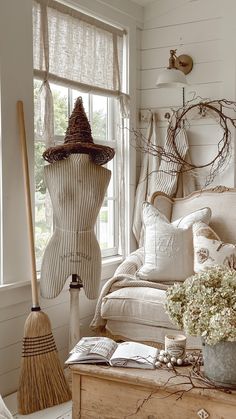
[
  {"x1": 196, "y1": 247, "x2": 214, "y2": 264},
  {"x1": 155, "y1": 235, "x2": 179, "y2": 257},
  {"x1": 193, "y1": 221, "x2": 236, "y2": 272},
  {"x1": 136, "y1": 203, "x2": 211, "y2": 282}
]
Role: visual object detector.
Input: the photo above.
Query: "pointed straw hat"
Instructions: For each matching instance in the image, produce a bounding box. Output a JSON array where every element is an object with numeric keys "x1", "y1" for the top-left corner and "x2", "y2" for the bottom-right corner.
[{"x1": 43, "y1": 96, "x2": 115, "y2": 165}]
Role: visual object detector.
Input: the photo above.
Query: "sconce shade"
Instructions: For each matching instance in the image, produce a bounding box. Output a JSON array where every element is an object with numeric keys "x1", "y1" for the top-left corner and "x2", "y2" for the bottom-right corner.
[
  {"x1": 156, "y1": 68, "x2": 188, "y2": 88},
  {"x1": 156, "y1": 50, "x2": 193, "y2": 88}
]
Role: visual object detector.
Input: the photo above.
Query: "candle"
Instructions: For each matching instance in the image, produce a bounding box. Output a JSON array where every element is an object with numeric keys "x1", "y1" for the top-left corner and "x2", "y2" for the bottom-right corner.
[{"x1": 165, "y1": 334, "x2": 186, "y2": 359}]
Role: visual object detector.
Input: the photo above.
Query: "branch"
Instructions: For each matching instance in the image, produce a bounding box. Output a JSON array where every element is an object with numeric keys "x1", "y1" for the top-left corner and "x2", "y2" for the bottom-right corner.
[{"x1": 123, "y1": 352, "x2": 236, "y2": 418}]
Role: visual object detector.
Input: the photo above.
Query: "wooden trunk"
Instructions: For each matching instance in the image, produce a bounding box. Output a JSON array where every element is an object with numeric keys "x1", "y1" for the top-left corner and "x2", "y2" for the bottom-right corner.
[{"x1": 70, "y1": 364, "x2": 236, "y2": 419}]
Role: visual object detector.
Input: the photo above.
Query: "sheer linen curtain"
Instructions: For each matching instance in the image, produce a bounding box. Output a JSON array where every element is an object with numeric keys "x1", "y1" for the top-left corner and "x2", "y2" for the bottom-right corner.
[
  {"x1": 133, "y1": 114, "x2": 196, "y2": 244},
  {"x1": 33, "y1": 0, "x2": 129, "y2": 257}
]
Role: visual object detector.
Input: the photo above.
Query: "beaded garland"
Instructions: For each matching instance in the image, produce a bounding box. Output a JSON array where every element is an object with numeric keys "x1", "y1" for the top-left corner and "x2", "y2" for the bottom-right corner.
[{"x1": 155, "y1": 350, "x2": 203, "y2": 369}]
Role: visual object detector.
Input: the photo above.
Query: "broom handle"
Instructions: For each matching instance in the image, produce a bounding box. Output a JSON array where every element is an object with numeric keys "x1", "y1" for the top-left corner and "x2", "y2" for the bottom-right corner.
[{"x1": 17, "y1": 101, "x2": 39, "y2": 307}]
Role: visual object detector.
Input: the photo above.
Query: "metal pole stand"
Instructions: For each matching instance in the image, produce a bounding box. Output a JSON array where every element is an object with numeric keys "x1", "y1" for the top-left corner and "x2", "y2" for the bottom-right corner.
[{"x1": 69, "y1": 274, "x2": 83, "y2": 351}]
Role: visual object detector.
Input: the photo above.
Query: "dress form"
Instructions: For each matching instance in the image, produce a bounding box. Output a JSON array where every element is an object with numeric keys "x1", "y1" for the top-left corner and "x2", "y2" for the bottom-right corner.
[{"x1": 40, "y1": 154, "x2": 111, "y2": 300}]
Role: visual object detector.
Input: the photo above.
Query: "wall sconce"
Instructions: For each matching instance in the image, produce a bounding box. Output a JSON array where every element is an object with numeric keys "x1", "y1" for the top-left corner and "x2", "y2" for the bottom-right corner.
[{"x1": 156, "y1": 49, "x2": 193, "y2": 88}]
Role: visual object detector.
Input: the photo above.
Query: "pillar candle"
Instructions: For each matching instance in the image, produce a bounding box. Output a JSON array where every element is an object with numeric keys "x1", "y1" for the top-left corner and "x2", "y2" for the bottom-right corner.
[{"x1": 165, "y1": 334, "x2": 186, "y2": 359}]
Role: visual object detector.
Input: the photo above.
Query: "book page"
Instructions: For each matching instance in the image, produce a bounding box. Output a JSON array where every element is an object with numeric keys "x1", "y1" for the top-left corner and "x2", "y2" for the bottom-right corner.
[
  {"x1": 67, "y1": 337, "x2": 118, "y2": 363},
  {"x1": 110, "y1": 341, "x2": 158, "y2": 369},
  {"x1": 90, "y1": 339, "x2": 118, "y2": 359}
]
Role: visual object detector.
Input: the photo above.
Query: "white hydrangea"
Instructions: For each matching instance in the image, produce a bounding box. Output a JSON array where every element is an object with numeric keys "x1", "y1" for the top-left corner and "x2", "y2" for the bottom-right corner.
[{"x1": 165, "y1": 266, "x2": 236, "y2": 345}]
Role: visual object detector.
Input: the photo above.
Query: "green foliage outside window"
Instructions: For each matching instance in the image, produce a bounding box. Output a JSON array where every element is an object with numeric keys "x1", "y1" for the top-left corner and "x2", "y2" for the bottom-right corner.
[{"x1": 92, "y1": 109, "x2": 106, "y2": 141}]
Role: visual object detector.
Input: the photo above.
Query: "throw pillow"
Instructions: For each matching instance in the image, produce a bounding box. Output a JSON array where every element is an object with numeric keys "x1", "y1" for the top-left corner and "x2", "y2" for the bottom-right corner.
[
  {"x1": 136, "y1": 203, "x2": 211, "y2": 282},
  {"x1": 193, "y1": 221, "x2": 236, "y2": 272}
]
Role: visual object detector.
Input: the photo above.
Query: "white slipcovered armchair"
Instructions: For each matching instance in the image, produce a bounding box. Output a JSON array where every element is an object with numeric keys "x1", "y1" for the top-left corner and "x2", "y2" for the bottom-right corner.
[{"x1": 91, "y1": 186, "x2": 235, "y2": 349}]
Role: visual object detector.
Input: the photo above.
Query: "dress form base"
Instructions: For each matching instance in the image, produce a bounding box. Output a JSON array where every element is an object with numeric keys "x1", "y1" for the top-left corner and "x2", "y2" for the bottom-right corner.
[{"x1": 69, "y1": 274, "x2": 83, "y2": 351}]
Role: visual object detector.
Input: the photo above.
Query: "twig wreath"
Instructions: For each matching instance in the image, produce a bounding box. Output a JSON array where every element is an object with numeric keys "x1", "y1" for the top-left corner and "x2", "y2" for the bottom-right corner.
[{"x1": 133, "y1": 98, "x2": 236, "y2": 186}]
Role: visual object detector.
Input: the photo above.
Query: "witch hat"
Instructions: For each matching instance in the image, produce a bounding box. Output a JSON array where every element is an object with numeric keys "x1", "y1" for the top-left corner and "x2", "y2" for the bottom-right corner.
[{"x1": 43, "y1": 96, "x2": 115, "y2": 165}]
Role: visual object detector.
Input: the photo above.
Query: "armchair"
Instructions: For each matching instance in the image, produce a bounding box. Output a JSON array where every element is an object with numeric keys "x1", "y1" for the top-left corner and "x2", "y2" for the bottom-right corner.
[{"x1": 91, "y1": 186, "x2": 236, "y2": 349}]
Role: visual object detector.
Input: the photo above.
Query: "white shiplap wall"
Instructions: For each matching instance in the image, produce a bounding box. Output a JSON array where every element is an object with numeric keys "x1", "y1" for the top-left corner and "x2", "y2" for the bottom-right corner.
[
  {"x1": 138, "y1": 0, "x2": 236, "y2": 187},
  {"x1": 0, "y1": 0, "x2": 142, "y2": 397}
]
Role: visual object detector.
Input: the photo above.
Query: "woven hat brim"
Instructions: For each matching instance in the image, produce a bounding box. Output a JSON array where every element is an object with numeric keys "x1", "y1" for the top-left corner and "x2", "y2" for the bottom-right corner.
[{"x1": 43, "y1": 142, "x2": 115, "y2": 165}]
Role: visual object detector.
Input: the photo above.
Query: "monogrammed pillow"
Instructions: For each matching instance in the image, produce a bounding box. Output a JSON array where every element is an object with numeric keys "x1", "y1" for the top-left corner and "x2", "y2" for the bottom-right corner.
[
  {"x1": 136, "y1": 203, "x2": 211, "y2": 282},
  {"x1": 193, "y1": 221, "x2": 236, "y2": 272}
]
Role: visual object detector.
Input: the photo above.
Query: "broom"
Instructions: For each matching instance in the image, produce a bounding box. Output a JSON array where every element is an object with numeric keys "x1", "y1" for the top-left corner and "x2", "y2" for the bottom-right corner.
[{"x1": 16, "y1": 100, "x2": 71, "y2": 415}]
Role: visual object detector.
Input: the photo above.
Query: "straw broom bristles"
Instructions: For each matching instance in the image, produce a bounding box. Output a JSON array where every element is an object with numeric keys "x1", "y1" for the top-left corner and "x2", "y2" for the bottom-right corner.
[{"x1": 17, "y1": 310, "x2": 71, "y2": 415}]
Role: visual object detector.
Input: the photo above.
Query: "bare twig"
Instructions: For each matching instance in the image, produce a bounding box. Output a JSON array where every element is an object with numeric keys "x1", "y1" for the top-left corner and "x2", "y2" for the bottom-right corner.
[{"x1": 123, "y1": 354, "x2": 236, "y2": 418}]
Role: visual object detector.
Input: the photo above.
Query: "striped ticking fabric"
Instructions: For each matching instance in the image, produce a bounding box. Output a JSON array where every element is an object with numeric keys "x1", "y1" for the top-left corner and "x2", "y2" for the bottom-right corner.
[
  {"x1": 40, "y1": 154, "x2": 111, "y2": 300},
  {"x1": 153, "y1": 127, "x2": 189, "y2": 195}
]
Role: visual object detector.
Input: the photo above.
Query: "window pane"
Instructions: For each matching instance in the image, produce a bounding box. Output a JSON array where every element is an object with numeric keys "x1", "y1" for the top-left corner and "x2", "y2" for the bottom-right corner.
[
  {"x1": 98, "y1": 197, "x2": 115, "y2": 250},
  {"x1": 34, "y1": 79, "x2": 44, "y2": 140},
  {"x1": 35, "y1": 142, "x2": 53, "y2": 269},
  {"x1": 51, "y1": 83, "x2": 68, "y2": 136},
  {"x1": 100, "y1": 158, "x2": 116, "y2": 251},
  {"x1": 92, "y1": 95, "x2": 107, "y2": 142}
]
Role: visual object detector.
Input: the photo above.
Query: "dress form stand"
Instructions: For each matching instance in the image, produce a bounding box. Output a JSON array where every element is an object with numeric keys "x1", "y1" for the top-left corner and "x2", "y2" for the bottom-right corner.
[
  {"x1": 40, "y1": 97, "x2": 114, "y2": 355},
  {"x1": 69, "y1": 274, "x2": 83, "y2": 351}
]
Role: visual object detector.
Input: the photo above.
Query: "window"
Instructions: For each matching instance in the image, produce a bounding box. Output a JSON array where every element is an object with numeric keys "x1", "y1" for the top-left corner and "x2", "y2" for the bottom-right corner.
[
  {"x1": 0, "y1": 0, "x2": 131, "y2": 292},
  {"x1": 34, "y1": 81, "x2": 119, "y2": 269},
  {"x1": 33, "y1": 0, "x2": 129, "y2": 271}
]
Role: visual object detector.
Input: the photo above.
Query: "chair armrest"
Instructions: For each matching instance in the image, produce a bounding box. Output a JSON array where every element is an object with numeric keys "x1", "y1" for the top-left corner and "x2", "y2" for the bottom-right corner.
[{"x1": 114, "y1": 247, "x2": 144, "y2": 276}]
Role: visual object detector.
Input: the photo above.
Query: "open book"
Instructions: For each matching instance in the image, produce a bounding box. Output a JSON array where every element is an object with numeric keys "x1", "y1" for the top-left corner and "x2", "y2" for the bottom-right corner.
[{"x1": 65, "y1": 336, "x2": 159, "y2": 369}]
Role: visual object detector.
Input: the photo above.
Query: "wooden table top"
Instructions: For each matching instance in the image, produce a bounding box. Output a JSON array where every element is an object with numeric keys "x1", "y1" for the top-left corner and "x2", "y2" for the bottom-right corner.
[{"x1": 70, "y1": 363, "x2": 236, "y2": 404}]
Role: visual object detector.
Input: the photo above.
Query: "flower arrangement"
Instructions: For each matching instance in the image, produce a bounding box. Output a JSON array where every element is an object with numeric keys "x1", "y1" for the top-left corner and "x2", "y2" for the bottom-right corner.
[{"x1": 165, "y1": 265, "x2": 236, "y2": 345}]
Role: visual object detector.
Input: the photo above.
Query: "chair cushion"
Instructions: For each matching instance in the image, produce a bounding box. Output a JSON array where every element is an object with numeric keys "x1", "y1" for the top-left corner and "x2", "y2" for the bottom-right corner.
[
  {"x1": 136, "y1": 203, "x2": 211, "y2": 282},
  {"x1": 101, "y1": 287, "x2": 175, "y2": 329},
  {"x1": 193, "y1": 221, "x2": 236, "y2": 272}
]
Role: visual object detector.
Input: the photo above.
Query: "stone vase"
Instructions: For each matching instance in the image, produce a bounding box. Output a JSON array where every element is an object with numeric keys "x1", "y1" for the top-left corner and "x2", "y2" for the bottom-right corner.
[{"x1": 202, "y1": 340, "x2": 236, "y2": 387}]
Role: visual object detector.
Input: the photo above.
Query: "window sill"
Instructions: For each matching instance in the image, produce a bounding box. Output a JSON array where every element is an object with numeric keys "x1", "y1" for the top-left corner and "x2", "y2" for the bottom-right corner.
[
  {"x1": 101, "y1": 254, "x2": 122, "y2": 275},
  {"x1": 0, "y1": 255, "x2": 122, "y2": 308}
]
